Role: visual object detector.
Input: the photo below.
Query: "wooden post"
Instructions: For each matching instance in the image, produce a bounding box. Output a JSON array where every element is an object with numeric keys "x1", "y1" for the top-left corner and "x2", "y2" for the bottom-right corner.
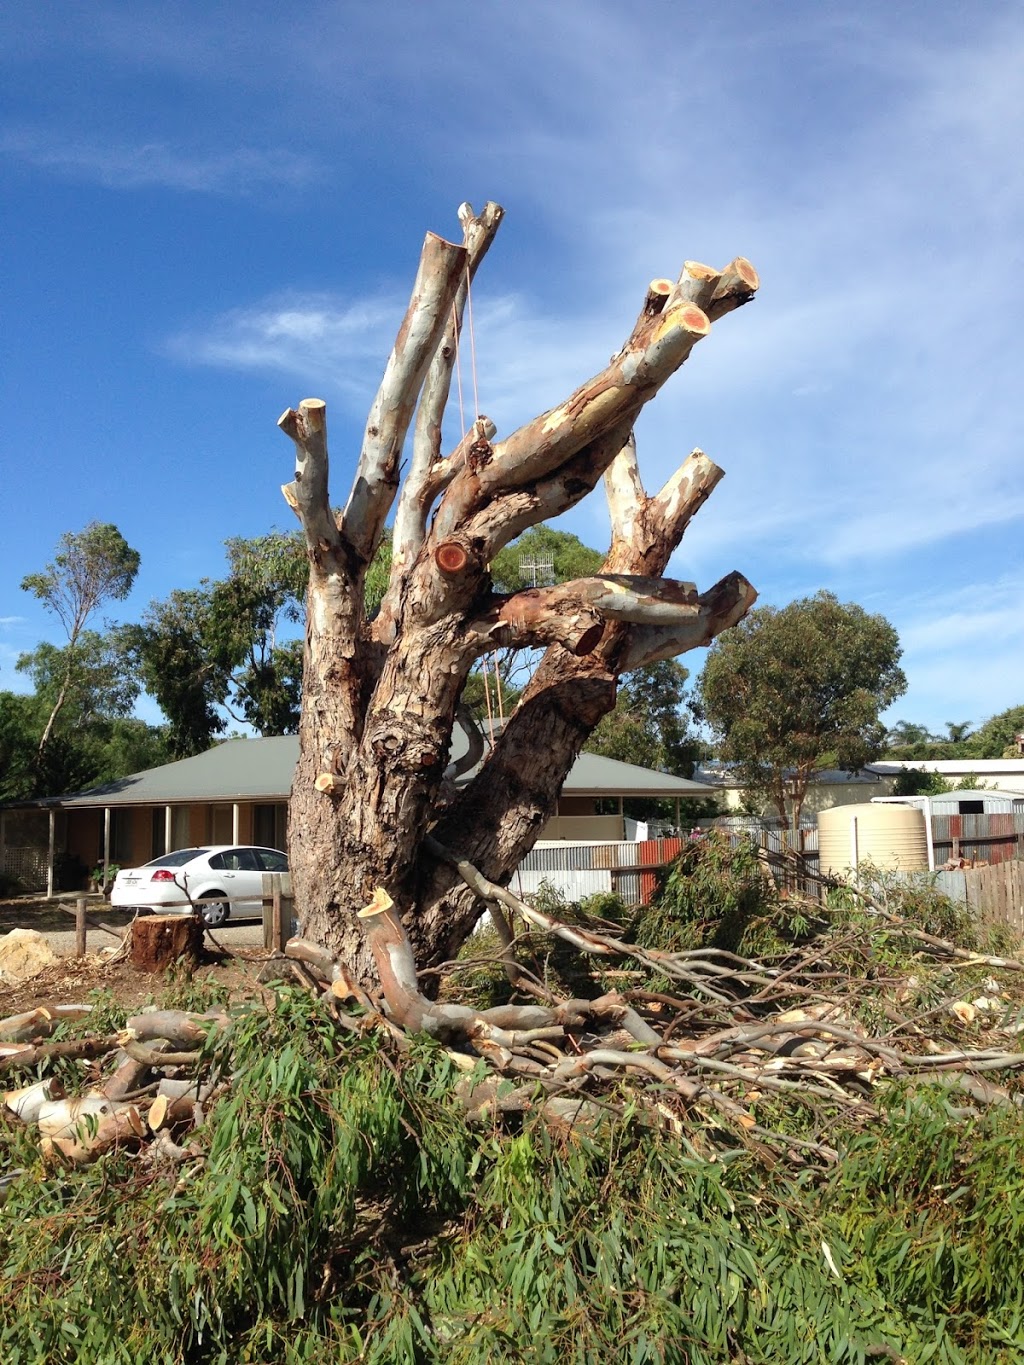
[
  {"x1": 272, "y1": 881, "x2": 281, "y2": 951},
  {"x1": 75, "y1": 897, "x2": 87, "y2": 957},
  {"x1": 103, "y1": 807, "x2": 111, "y2": 889},
  {"x1": 46, "y1": 809, "x2": 56, "y2": 898},
  {"x1": 263, "y1": 873, "x2": 293, "y2": 951}
]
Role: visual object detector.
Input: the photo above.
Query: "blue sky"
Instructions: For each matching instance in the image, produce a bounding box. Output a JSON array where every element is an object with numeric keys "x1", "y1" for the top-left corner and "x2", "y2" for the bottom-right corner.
[{"x1": 2, "y1": 0, "x2": 1022, "y2": 738}]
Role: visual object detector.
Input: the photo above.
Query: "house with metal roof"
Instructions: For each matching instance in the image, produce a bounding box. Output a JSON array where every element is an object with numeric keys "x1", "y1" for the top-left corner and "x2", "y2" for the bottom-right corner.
[{"x1": 1, "y1": 734, "x2": 714, "y2": 894}]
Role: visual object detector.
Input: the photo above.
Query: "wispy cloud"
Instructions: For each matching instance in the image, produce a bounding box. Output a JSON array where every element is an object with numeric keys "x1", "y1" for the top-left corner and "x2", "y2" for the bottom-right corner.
[
  {"x1": 167, "y1": 291, "x2": 406, "y2": 407},
  {"x1": 168, "y1": 288, "x2": 616, "y2": 433},
  {"x1": 0, "y1": 126, "x2": 316, "y2": 194}
]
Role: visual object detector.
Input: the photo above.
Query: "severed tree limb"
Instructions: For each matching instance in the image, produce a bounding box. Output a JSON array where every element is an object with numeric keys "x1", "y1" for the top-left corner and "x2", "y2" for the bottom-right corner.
[
  {"x1": 0, "y1": 1004, "x2": 92, "y2": 1043},
  {"x1": 617, "y1": 571, "x2": 758, "y2": 668},
  {"x1": 340, "y1": 230, "x2": 470, "y2": 567},
  {"x1": 382, "y1": 201, "x2": 505, "y2": 636},
  {"x1": 0, "y1": 1034, "x2": 119, "y2": 1075},
  {"x1": 3, "y1": 1077, "x2": 64, "y2": 1124},
  {"x1": 123, "y1": 1010, "x2": 229, "y2": 1050}
]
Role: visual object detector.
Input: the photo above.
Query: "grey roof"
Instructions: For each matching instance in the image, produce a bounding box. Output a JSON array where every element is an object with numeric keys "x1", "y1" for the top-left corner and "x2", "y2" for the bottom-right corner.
[
  {"x1": 693, "y1": 763, "x2": 888, "y2": 788},
  {"x1": 927, "y1": 789, "x2": 1024, "y2": 807},
  {"x1": 20, "y1": 734, "x2": 713, "y2": 809}
]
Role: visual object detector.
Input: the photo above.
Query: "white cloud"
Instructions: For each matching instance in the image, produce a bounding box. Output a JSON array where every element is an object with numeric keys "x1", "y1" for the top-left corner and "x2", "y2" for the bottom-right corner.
[{"x1": 0, "y1": 126, "x2": 316, "y2": 194}]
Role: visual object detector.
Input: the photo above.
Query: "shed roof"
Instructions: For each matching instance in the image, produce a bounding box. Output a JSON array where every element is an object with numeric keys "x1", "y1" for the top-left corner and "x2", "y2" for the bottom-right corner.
[{"x1": 18, "y1": 734, "x2": 713, "y2": 809}]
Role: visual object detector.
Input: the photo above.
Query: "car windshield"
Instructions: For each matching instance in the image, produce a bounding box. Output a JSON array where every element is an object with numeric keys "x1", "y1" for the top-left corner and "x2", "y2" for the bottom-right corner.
[{"x1": 142, "y1": 849, "x2": 209, "y2": 868}]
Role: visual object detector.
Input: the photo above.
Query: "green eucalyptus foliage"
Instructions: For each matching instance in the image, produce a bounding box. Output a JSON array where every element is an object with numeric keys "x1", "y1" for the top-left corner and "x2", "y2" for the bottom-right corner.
[
  {"x1": 637, "y1": 829, "x2": 784, "y2": 955},
  {"x1": 5, "y1": 985, "x2": 1024, "y2": 1362}
]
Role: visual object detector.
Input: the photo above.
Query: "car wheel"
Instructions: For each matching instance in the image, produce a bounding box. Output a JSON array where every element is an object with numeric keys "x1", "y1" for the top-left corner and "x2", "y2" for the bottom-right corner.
[{"x1": 200, "y1": 896, "x2": 230, "y2": 928}]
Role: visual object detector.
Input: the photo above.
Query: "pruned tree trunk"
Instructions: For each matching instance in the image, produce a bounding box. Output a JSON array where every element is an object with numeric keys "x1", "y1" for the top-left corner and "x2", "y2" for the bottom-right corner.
[{"x1": 279, "y1": 205, "x2": 758, "y2": 986}]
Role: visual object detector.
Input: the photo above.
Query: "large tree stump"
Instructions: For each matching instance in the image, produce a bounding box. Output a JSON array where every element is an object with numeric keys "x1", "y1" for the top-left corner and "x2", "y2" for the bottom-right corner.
[{"x1": 128, "y1": 916, "x2": 204, "y2": 973}]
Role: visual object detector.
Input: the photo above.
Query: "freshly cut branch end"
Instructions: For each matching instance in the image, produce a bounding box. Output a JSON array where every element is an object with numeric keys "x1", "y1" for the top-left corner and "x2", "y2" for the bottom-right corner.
[
  {"x1": 435, "y1": 541, "x2": 469, "y2": 574},
  {"x1": 314, "y1": 773, "x2": 345, "y2": 795},
  {"x1": 358, "y1": 887, "x2": 395, "y2": 920}
]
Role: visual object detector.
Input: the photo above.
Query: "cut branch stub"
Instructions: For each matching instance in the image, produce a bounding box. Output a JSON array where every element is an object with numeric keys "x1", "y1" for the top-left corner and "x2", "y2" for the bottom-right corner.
[
  {"x1": 278, "y1": 399, "x2": 340, "y2": 559},
  {"x1": 619, "y1": 570, "x2": 757, "y2": 669},
  {"x1": 435, "y1": 541, "x2": 470, "y2": 575}
]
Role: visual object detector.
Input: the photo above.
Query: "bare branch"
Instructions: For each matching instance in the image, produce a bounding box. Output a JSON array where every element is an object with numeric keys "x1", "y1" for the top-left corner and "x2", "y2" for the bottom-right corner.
[
  {"x1": 603, "y1": 432, "x2": 645, "y2": 545},
  {"x1": 431, "y1": 301, "x2": 712, "y2": 545},
  {"x1": 387, "y1": 202, "x2": 504, "y2": 597},
  {"x1": 278, "y1": 399, "x2": 340, "y2": 561},
  {"x1": 341, "y1": 231, "x2": 469, "y2": 566}
]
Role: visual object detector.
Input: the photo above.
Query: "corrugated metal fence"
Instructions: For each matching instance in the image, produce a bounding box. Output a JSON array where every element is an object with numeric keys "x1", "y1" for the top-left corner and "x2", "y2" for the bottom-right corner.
[
  {"x1": 932, "y1": 812, "x2": 1024, "y2": 866},
  {"x1": 515, "y1": 831, "x2": 819, "y2": 906},
  {"x1": 515, "y1": 815, "x2": 1024, "y2": 913}
]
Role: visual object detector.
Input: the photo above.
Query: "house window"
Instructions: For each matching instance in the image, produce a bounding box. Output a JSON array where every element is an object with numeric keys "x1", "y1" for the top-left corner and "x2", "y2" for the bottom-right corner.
[
  {"x1": 958, "y1": 800, "x2": 984, "y2": 816},
  {"x1": 150, "y1": 808, "x2": 191, "y2": 857},
  {"x1": 254, "y1": 803, "x2": 288, "y2": 850},
  {"x1": 211, "y1": 806, "x2": 233, "y2": 844}
]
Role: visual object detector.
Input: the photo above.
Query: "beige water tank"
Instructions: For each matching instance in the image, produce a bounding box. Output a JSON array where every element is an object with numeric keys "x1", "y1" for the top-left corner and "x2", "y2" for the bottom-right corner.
[{"x1": 817, "y1": 802, "x2": 928, "y2": 877}]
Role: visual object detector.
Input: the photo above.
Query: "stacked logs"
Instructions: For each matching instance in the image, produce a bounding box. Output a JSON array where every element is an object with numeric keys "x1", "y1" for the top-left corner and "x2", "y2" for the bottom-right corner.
[{"x1": 2, "y1": 1006, "x2": 221, "y2": 1166}]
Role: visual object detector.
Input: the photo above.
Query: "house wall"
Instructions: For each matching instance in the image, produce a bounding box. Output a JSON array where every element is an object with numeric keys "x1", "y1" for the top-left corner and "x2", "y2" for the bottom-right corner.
[
  {"x1": 712, "y1": 776, "x2": 898, "y2": 818},
  {"x1": 556, "y1": 796, "x2": 601, "y2": 817},
  {"x1": 868, "y1": 760, "x2": 1024, "y2": 794},
  {"x1": 66, "y1": 810, "x2": 101, "y2": 871},
  {"x1": 540, "y1": 814, "x2": 624, "y2": 840}
]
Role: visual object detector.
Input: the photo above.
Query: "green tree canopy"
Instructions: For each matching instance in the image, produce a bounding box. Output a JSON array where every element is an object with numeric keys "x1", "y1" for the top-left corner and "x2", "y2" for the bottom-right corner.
[
  {"x1": 964, "y1": 704, "x2": 1024, "y2": 759},
  {"x1": 20, "y1": 522, "x2": 140, "y2": 755},
  {"x1": 125, "y1": 531, "x2": 308, "y2": 755},
  {"x1": 489, "y1": 524, "x2": 604, "y2": 593},
  {"x1": 697, "y1": 591, "x2": 907, "y2": 826}
]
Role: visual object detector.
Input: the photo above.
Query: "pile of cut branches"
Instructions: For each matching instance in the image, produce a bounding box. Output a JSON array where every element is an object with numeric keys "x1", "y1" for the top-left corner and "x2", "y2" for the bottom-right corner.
[{"x1": 6, "y1": 839, "x2": 1021, "y2": 1176}]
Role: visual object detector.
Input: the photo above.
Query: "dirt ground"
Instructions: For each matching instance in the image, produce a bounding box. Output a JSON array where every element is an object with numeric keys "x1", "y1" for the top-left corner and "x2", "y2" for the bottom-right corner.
[{"x1": 0, "y1": 892, "x2": 272, "y2": 1014}]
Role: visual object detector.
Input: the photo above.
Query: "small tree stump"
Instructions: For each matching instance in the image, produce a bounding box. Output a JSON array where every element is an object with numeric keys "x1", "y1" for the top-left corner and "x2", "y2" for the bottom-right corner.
[{"x1": 128, "y1": 916, "x2": 204, "y2": 973}]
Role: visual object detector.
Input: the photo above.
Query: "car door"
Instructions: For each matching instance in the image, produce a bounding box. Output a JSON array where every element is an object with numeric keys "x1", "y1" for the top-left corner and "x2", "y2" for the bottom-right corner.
[{"x1": 230, "y1": 848, "x2": 266, "y2": 913}]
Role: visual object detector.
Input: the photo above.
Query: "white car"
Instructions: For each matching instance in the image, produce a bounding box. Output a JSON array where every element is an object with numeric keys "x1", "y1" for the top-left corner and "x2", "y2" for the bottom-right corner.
[{"x1": 110, "y1": 845, "x2": 289, "y2": 927}]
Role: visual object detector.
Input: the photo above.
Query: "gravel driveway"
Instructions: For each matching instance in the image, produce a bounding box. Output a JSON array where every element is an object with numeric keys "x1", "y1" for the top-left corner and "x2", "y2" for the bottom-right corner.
[{"x1": 43, "y1": 920, "x2": 268, "y2": 958}]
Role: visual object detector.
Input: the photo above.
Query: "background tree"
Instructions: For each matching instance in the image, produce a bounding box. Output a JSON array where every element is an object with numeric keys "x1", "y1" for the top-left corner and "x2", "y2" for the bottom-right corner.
[
  {"x1": 20, "y1": 522, "x2": 140, "y2": 756},
  {"x1": 884, "y1": 719, "x2": 939, "y2": 750},
  {"x1": 964, "y1": 704, "x2": 1024, "y2": 759},
  {"x1": 489, "y1": 525, "x2": 605, "y2": 594},
  {"x1": 126, "y1": 530, "x2": 309, "y2": 755},
  {"x1": 0, "y1": 676, "x2": 168, "y2": 804},
  {"x1": 584, "y1": 659, "x2": 712, "y2": 824},
  {"x1": 278, "y1": 201, "x2": 759, "y2": 988},
  {"x1": 697, "y1": 591, "x2": 906, "y2": 828}
]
